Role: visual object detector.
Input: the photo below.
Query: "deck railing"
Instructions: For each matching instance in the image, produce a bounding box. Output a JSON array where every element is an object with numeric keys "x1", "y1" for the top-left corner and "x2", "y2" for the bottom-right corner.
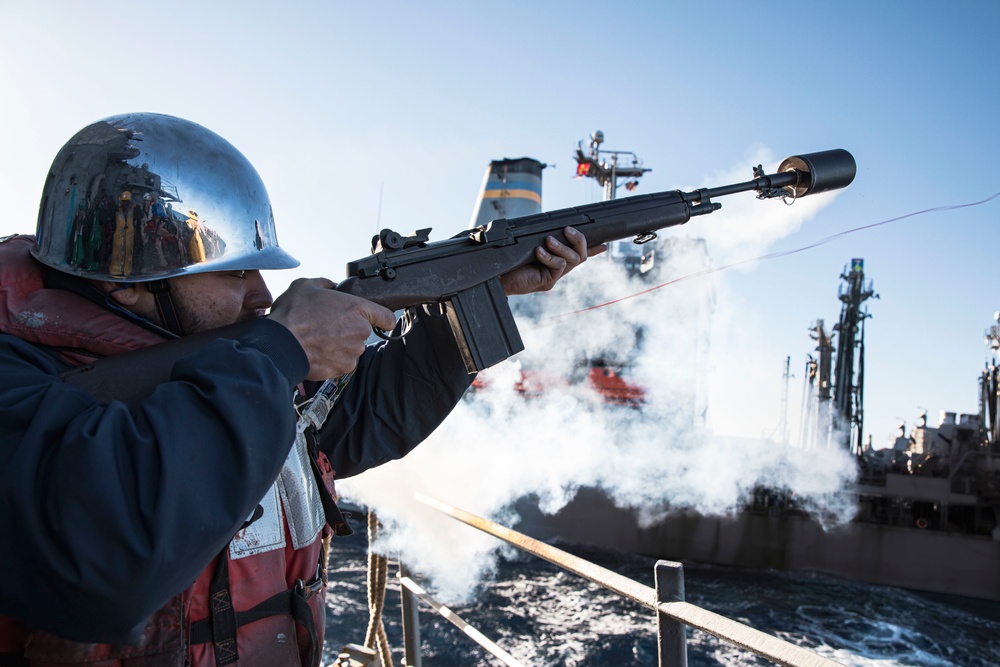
[{"x1": 387, "y1": 493, "x2": 846, "y2": 667}]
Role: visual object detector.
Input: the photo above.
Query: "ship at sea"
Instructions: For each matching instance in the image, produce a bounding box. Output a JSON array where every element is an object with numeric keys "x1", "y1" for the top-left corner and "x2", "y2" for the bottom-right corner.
[
  {"x1": 512, "y1": 302, "x2": 1000, "y2": 603},
  {"x1": 323, "y1": 513, "x2": 1000, "y2": 666},
  {"x1": 463, "y1": 133, "x2": 1000, "y2": 604},
  {"x1": 323, "y1": 135, "x2": 999, "y2": 666}
]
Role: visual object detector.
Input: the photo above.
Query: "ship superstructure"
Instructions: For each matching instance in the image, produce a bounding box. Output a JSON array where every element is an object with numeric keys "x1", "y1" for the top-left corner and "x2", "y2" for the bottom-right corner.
[
  {"x1": 800, "y1": 259, "x2": 877, "y2": 453},
  {"x1": 516, "y1": 259, "x2": 1000, "y2": 601},
  {"x1": 459, "y1": 136, "x2": 998, "y2": 600},
  {"x1": 467, "y1": 135, "x2": 661, "y2": 406}
]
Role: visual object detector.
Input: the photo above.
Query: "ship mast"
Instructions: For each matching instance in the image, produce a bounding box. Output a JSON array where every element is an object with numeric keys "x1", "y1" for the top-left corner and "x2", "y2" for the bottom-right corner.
[
  {"x1": 802, "y1": 320, "x2": 834, "y2": 448},
  {"x1": 983, "y1": 311, "x2": 1000, "y2": 448},
  {"x1": 832, "y1": 259, "x2": 877, "y2": 455},
  {"x1": 574, "y1": 130, "x2": 653, "y2": 270},
  {"x1": 779, "y1": 356, "x2": 792, "y2": 445},
  {"x1": 573, "y1": 130, "x2": 650, "y2": 202}
]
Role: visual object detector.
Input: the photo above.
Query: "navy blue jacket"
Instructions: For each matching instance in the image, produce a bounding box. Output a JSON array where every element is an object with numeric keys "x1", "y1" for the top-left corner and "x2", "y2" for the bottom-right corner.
[{"x1": 0, "y1": 242, "x2": 472, "y2": 642}]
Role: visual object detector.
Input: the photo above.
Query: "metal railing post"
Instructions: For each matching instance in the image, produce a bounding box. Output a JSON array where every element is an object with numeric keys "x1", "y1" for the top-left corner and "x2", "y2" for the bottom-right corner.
[
  {"x1": 398, "y1": 563, "x2": 423, "y2": 667},
  {"x1": 655, "y1": 561, "x2": 687, "y2": 667},
  {"x1": 414, "y1": 493, "x2": 847, "y2": 667}
]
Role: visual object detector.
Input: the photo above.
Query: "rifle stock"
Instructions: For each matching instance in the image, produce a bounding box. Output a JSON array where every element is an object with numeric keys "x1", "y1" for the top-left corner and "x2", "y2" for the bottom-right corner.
[{"x1": 337, "y1": 149, "x2": 856, "y2": 372}]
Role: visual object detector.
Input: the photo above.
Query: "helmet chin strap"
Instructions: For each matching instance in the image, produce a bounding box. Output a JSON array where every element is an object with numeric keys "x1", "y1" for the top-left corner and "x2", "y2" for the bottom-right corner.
[{"x1": 146, "y1": 280, "x2": 185, "y2": 337}]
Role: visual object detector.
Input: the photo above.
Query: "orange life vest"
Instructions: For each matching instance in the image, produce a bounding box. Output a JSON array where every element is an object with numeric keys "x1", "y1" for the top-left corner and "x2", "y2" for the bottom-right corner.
[{"x1": 0, "y1": 235, "x2": 350, "y2": 666}]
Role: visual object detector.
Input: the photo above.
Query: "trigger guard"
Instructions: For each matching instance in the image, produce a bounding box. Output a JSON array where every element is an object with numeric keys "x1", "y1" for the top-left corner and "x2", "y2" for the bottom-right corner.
[{"x1": 372, "y1": 311, "x2": 414, "y2": 341}]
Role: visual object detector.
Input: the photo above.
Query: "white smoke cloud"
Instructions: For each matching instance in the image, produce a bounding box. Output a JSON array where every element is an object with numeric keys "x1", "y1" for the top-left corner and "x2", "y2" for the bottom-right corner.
[
  {"x1": 338, "y1": 150, "x2": 858, "y2": 603},
  {"x1": 692, "y1": 145, "x2": 838, "y2": 261}
]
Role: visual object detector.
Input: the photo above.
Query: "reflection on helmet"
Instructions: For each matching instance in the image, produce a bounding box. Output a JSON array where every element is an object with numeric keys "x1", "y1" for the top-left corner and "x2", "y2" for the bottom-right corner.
[{"x1": 32, "y1": 113, "x2": 299, "y2": 282}]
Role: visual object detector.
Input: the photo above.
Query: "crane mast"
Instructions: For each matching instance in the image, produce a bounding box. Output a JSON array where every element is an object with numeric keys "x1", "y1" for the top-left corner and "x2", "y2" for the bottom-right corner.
[
  {"x1": 800, "y1": 261, "x2": 876, "y2": 451},
  {"x1": 833, "y1": 259, "x2": 877, "y2": 455}
]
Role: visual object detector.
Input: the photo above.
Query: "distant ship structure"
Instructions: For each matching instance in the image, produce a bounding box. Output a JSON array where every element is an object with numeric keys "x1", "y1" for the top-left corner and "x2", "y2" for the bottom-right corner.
[
  {"x1": 806, "y1": 263, "x2": 1000, "y2": 541},
  {"x1": 514, "y1": 247, "x2": 1000, "y2": 600},
  {"x1": 573, "y1": 130, "x2": 655, "y2": 277},
  {"x1": 465, "y1": 133, "x2": 1000, "y2": 599},
  {"x1": 798, "y1": 259, "x2": 878, "y2": 453},
  {"x1": 467, "y1": 157, "x2": 546, "y2": 229},
  {"x1": 467, "y1": 134, "x2": 668, "y2": 408}
]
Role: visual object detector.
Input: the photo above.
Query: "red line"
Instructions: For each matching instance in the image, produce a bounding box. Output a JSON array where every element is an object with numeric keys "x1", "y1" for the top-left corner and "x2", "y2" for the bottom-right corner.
[{"x1": 538, "y1": 191, "x2": 1000, "y2": 326}]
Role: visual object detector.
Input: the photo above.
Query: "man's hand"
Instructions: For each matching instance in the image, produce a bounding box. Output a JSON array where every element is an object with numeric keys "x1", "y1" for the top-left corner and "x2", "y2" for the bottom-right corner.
[
  {"x1": 268, "y1": 278, "x2": 397, "y2": 380},
  {"x1": 498, "y1": 226, "x2": 606, "y2": 296}
]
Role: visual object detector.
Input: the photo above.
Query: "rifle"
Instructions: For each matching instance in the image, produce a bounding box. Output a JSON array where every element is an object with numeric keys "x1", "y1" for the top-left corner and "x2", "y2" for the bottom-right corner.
[
  {"x1": 337, "y1": 149, "x2": 856, "y2": 372},
  {"x1": 64, "y1": 149, "x2": 855, "y2": 402}
]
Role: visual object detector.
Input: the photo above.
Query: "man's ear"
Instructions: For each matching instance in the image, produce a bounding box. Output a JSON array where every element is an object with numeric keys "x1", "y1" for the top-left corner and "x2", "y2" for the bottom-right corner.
[{"x1": 95, "y1": 281, "x2": 142, "y2": 307}]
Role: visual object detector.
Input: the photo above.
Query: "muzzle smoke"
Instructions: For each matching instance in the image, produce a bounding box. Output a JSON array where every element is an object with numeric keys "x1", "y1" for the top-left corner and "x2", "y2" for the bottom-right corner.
[{"x1": 339, "y1": 148, "x2": 858, "y2": 602}]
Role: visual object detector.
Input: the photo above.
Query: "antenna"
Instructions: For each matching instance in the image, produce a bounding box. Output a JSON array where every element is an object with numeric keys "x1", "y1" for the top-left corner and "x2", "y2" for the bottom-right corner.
[
  {"x1": 780, "y1": 356, "x2": 793, "y2": 445},
  {"x1": 573, "y1": 130, "x2": 651, "y2": 202}
]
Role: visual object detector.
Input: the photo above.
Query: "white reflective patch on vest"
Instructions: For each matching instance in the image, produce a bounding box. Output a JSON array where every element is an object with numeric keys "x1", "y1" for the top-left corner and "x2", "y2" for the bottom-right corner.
[
  {"x1": 229, "y1": 432, "x2": 325, "y2": 559},
  {"x1": 277, "y1": 431, "x2": 327, "y2": 550},
  {"x1": 229, "y1": 484, "x2": 285, "y2": 559}
]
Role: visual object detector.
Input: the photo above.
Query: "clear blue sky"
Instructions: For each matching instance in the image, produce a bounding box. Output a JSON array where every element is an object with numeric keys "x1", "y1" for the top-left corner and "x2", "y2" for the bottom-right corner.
[{"x1": 2, "y1": 1, "x2": 998, "y2": 446}]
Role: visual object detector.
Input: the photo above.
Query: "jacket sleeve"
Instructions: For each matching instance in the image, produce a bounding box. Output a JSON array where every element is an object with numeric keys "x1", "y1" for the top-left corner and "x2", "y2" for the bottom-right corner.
[
  {"x1": 316, "y1": 306, "x2": 475, "y2": 478},
  {"x1": 0, "y1": 318, "x2": 309, "y2": 643}
]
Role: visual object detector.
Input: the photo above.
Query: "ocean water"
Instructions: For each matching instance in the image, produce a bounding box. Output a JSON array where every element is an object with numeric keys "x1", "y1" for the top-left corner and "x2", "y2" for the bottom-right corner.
[{"x1": 322, "y1": 518, "x2": 1000, "y2": 667}]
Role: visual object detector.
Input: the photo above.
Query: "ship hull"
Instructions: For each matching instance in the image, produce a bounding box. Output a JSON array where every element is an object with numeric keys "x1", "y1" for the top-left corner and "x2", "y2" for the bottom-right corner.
[{"x1": 514, "y1": 486, "x2": 1000, "y2": 601}]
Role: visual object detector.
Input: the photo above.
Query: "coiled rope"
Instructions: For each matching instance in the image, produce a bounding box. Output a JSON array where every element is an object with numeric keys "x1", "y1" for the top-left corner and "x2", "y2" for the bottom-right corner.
[{"x1": 364, "y1": 511, "x2": 393, "y2": 667}]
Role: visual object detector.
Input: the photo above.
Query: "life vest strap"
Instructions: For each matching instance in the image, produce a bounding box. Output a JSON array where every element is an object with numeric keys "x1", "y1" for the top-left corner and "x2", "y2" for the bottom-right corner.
[
  {"x1": 189, "y1": 571, "x2": 322, "y2": 667},
  {"x1": 303, "y1": 427, "x2": 353, "y2": 537}
]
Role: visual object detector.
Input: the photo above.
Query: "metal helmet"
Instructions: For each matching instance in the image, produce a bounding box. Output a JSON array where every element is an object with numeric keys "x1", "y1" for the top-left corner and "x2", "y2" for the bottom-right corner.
[{"x1": 32, "y1": 112, "x2": 299, "y2": 282}]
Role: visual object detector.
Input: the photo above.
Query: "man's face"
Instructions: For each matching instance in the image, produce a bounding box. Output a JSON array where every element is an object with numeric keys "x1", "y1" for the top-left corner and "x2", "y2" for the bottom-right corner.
[
  {"x1": 166, "y1": 270, "x2": 274, "y2": 333},
  {"x1": 103, "y1": 270, "x2": 274, "y2": 335}
]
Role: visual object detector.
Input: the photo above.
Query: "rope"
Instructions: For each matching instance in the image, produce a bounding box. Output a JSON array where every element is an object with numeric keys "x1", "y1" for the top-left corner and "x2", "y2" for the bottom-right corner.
[{"x1": 364, "y1": 511, "x2": 393, "y2": 667}]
